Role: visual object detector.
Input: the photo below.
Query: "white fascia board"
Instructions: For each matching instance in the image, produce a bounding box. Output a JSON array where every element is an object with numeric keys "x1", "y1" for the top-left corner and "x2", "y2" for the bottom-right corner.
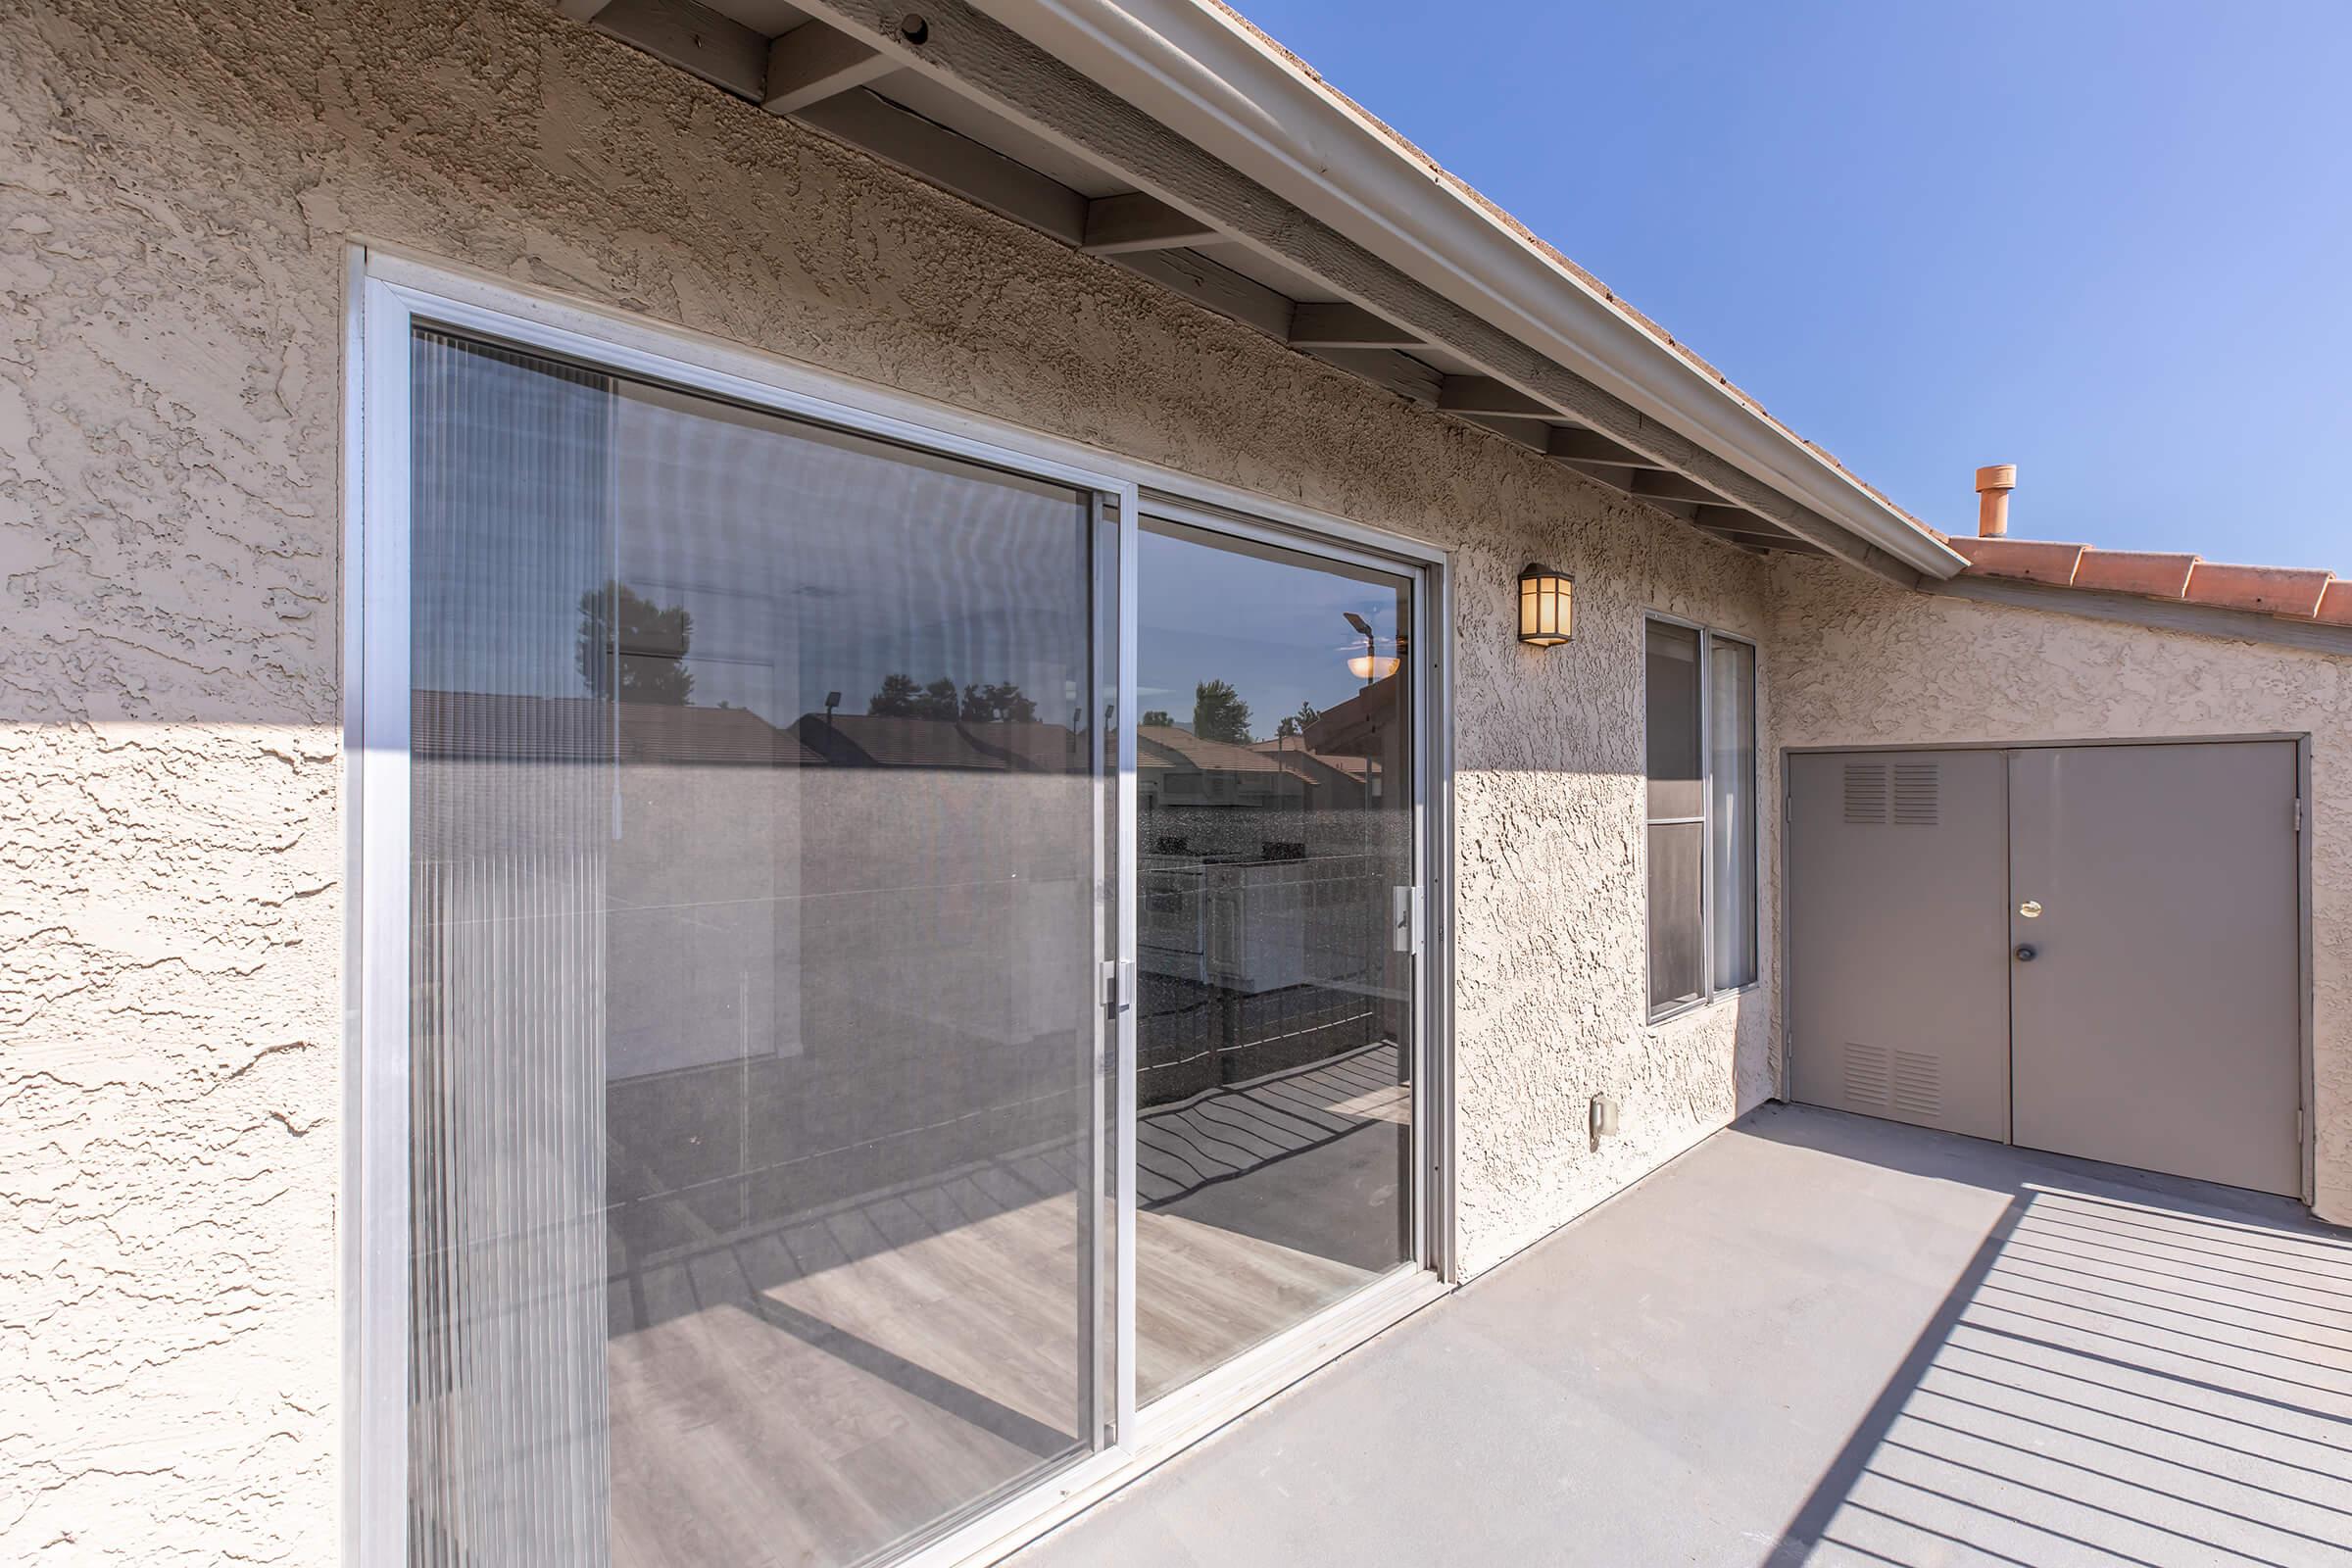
[{"x1": 975, "y1": 0, "x2": 1966, "y2": 580}]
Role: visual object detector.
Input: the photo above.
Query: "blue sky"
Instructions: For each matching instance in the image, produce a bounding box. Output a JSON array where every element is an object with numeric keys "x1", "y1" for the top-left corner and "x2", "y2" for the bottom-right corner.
[{"x1": 1238, "y1": 0, "x2": 2352, "y2": 571}]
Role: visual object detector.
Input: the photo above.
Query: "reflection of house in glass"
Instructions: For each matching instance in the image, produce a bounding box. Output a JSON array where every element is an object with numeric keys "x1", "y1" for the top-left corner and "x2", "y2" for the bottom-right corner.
[
  {"x1": 412, "y1": 690, "x2": 1095, "y2": 1259},
  {"x1": 1133, "y1": 672, "x2": 1412, "y2": 1111}
]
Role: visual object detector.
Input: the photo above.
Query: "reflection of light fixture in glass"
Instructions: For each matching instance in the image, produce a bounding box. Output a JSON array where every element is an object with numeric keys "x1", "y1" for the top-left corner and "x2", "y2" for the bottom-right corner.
[
  {"x1": 1342, "y1": 611, "x2": 1398, "y2": 684},
  {"x1": 1517, "y1": 564, "x2": 1573, "y2": 647}
]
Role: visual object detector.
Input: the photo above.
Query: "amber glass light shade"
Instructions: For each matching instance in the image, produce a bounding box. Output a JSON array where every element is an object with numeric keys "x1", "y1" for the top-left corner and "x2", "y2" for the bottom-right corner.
[{"x1": 1518, "y1": 564, "x2": 1572, "y2": 646}]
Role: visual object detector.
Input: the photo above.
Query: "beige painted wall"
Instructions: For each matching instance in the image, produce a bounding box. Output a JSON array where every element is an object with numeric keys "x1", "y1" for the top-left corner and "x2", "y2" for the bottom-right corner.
[
  {"x1": 1, "y1": 0, "x2": 1779, "y2": 1557},
  {"x1": 1770, "y1": 560, "x2": 2352, "y2": 1224}
]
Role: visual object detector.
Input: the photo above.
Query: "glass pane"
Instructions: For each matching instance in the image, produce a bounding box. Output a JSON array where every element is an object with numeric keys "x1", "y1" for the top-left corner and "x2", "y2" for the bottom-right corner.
[
  {"x1": 1133, "y1": 519, "x2": 1416, "y2": 1403},
  {"x1": 1647, "y1": 821, "x2": 1705, "y2": 1011},
  {"x1": 1644, "y1": 620, "x2": 1702, "y2": 822},
  {"x1": 1708, "y1": 639, "x2": 1757, "y2": 990},
  {"x1": 406, "y1": 330, "x2": 1101, "y2": 1568}
]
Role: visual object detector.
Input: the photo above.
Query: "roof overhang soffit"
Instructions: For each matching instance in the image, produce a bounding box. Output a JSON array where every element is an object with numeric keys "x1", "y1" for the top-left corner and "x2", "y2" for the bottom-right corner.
[{"x1": 565, "y1": 0, "x2": 1961, "y2": 584}]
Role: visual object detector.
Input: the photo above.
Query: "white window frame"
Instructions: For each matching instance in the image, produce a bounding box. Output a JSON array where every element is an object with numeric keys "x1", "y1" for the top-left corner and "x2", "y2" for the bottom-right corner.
[
  {"x1": 341, "y1": 248, "x2": 1457, "y2": 1568},
  {"x1": 1642, "y1": 614, "x2": 1760, "y2": 1024}
]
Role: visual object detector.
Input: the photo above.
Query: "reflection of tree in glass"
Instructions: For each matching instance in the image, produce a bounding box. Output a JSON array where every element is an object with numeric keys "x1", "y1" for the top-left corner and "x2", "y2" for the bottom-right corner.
[
  {"x1": 1276, "y1": 700, "x2": 1322, "y2": 739},
  {"x1": 867, "y1": 672, "x2": 1038, "y2": 723},
  {"x1": 1193, "y1": 679, "x2": 1252, "y2": 744},
  {"x1": 959, "y1": 682, "x2": 1038, "y2": 723},
  {"x1": 577, "y1": 581, "x2": 693, "y2": 704},
  {"x1": 1140, "y1": 710, "x2": 1175, "y2": 729}
]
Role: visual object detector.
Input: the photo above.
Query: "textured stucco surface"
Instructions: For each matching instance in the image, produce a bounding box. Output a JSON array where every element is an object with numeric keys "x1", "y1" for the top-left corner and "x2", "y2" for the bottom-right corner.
[
  {"x1": 1770, "y1": 560, "x2": 2352, "y2": 1224},
  {"x1": 1, "y1": 0, "x2": 1776, "y2": 1558}
]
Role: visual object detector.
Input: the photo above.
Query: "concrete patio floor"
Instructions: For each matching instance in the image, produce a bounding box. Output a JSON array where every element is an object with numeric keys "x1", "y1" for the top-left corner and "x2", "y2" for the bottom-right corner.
[{"x1": 1013, "y1": 1102, "x2": 2352, "y2": 1567}]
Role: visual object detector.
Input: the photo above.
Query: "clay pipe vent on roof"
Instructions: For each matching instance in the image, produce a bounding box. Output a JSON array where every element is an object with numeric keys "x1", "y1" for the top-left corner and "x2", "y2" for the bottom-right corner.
[{"x1": 1975, "y1": 464, "x2": 2017, "y2": 538}]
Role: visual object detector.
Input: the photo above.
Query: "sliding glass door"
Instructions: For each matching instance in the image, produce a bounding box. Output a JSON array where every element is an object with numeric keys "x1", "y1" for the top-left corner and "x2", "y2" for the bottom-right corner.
[
  {"x1": 1131, "y1": 516, "x2": 1421, "y2": 1402},
  {"x1": 400, "y1": 329, "x2": 1108, "y2": 1568},
  {"x1": 368, "y1": 286, "x2": 1433, "y2": 1568}
]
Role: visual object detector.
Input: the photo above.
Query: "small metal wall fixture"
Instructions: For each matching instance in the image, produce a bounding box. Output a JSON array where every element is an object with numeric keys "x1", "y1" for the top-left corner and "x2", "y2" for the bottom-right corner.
[{"x1": 1518, "y1": 564, "x2": 1572, "y2": 647}]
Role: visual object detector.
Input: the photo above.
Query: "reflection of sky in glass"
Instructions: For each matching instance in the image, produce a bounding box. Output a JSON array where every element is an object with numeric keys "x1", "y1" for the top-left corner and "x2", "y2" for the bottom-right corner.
[{"x1": 1139, "y1": 525, "x2": 1408, "y2": 740}]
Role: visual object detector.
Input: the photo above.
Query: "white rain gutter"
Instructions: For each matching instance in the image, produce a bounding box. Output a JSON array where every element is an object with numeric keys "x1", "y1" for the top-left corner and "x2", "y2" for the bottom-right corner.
[{"x1": 977, "y1": 0, "x2": 1966, "y2": 580}]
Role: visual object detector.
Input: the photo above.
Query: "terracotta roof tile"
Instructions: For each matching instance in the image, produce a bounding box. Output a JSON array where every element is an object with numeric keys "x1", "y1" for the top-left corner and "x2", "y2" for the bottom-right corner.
[
  {"x1": 2180, "y1": 563, "x2": 2333, "y2": 619},
  {"x1": 1954, "y1": 538, "x2": 2343, "y2": 627},
  {"x1": 2068, "y1": 550, "x2": 2201, "y2": 599},
  {"x1": 2318, "y1": 580, "x2": 2352, "y2": 627},
  {"x1": 1946, "y1": 537, "x2": 2087, "y2": 586}
]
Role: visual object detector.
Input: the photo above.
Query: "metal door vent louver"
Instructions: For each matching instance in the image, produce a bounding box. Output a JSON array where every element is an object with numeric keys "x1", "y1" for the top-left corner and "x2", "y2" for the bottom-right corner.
[
  {"x1": 1892, "y1": 761, "x2": 1940, "y2": 826},
  {"x1": 1841, "y1": 1042, "x2": 1891, "y2": 1109},
  {"x1": 1891, "y1": 1050, "x2": 1941, "y2": 1119},
  {"x1": 1842, "y1": 762, "x2": 1889, "y2": 825}
]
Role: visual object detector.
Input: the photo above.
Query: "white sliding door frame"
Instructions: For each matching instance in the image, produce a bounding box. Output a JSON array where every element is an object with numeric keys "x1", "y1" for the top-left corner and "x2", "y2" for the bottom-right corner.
[{"x1": 343, "y1": 249, "x2": 1454, "y2": 1568}]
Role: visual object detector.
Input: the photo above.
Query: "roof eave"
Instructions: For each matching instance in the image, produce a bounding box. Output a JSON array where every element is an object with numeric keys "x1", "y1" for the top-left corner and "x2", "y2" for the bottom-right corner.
[{"x1": 976, "y1": 0, "x2": 1966, "y2": 581}]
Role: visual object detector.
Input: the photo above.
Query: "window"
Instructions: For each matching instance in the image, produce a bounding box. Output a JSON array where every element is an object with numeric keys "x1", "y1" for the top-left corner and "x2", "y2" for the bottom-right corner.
[{"x1": 1643, "y1": 619, "x2": 1757, "y2": 1016}]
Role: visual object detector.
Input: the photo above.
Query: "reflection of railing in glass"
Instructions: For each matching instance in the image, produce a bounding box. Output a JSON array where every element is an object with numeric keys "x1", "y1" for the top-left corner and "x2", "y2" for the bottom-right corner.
[
  {"x1": 405, "y1": 326, "x2": 1106, "y2": 1568},
  {"x1": 1139, "y1": 851, "x2": 1392, "y2": 1103}
]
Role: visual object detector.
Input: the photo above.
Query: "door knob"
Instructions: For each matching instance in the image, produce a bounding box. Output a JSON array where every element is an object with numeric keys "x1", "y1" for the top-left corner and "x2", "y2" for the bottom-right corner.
[
  {"x1": 2014, "y1": 945, "x2": 2037, "y2": 962},
  {"x1": 2018, "y1": 900, "x2": 2043, "y2": 919}
]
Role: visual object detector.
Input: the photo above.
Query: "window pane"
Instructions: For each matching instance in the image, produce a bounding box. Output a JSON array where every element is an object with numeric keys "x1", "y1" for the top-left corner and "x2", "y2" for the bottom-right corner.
[
  {"x1": 406, "y1": 330, "x2": 1101, "y2": 1568},
  {"x1": 1646, "y1": 821, "x2": 1705, "y2": 1011},
  {"x1": 1133, "y1": 519, "x2": 1417, "y2": 1402},
  {"x1": 1709, "y1": 639, "x2": 1757, "y2": 990},
  {"x1": 1644, "y1": 621, "x2": 1702, "y2": 822}
]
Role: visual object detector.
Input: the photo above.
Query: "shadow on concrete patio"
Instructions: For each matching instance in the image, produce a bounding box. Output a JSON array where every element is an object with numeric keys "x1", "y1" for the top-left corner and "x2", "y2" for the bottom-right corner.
[
  {"x1": 1013, "y1": 1102, "x2": 2352, "y2": 1568},
  {"x1": 1753, "y1": 1113, "x2": 2352, "y2": 1567}
]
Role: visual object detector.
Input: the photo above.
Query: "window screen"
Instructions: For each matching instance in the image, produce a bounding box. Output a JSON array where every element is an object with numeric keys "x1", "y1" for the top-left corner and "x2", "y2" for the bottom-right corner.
[
  {"x1": 1644, "y1": 621, "x2": 1704, "y2": 1012},
  {"x1": 1645, "y1": 620, "x2": 1761, "y2": 1014},
  {"x1": 1708, "y1": 638, "x2": 1757, "y2": 990}
]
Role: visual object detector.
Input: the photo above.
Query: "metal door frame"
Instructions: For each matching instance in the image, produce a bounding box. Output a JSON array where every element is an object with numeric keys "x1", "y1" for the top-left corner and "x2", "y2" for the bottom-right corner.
[
  {"x1": 1778, "y1": 731, "x2": 2314, "y2": 1206},
  {"x1": 344, "y1": 246, "x2": 1459, "y2": 1568}
]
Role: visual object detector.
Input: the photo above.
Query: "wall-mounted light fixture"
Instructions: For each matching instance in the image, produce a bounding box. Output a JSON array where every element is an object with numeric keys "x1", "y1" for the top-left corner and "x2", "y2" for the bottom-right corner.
[
  {"x1": 1343, "y1": 612, "x2": 1401, "y2": 683},
  {"x1": 1517, "y1": 564, "x2": 1573, "y2": 647}
]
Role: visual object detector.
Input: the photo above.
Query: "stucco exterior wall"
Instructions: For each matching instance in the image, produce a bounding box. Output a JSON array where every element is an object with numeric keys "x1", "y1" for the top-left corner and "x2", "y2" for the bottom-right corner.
[
  {"x1": 1, "y1": 0, "x2": 1778, "y2": 1558},
  {"x1": 1769, "y1": 560, "x2": 2352, "y2": 1224}
]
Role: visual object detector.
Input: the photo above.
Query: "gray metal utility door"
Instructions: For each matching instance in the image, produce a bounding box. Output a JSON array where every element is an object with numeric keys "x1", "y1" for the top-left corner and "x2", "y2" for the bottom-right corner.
[
  {"x1": 1788, "y1": 750, "x2": 2012, "y2": 1141},
  {"x1": 1789, "y1": 741, "x2": 2303, "y2": 1198},
  {"x1": 2008, "y1": 742, "x2": 2302, "y2": 1196}
]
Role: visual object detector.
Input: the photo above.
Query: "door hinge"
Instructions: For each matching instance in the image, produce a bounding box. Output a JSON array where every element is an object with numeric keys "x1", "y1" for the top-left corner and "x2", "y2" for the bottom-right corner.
[
  {"x1": 2293, "y1": 797, "x2": 2305, "y2": 834},
  {"x1": 1101, "y1": 958, "x2": 1133, "y2": 1018}
]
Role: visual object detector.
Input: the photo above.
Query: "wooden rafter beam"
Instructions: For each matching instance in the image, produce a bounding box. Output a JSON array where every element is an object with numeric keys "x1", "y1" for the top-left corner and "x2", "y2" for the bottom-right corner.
[
  {"x1": 1631, "y1": 470, "x2": 1736, "y2": 510},
  {"x1": 1303, "y1": 348, "x2": 1442, "y2": 406},
  {"x1": 1112, "y1": 248, "x2": 1292, "y2": 337},
  {"x1": 589, "y1": 0, "x2": 768, "y2": 98},
  {"x1": 1690, "y1": 506, "x2": 1822, "y2": 554},
  {"x1": 1287, "y1": 301, "x2": 1425, "y2": 349},
  {"x1": 1546, "y1": 426, "x2": 1669, "y2": 470},
  {"x1": 1080, "y1": 192, "x2": 1220, "y2": 254},
  {"x1": 1451, "y1": 412, "x2": 1552, "y2": 453},
  {"x1": 1436, "y1": 375, "x2": 1557, "y2": 420},
  {"x1": 1556, "y1": 460, "x2": 1642, "y2": 491},
  {"x1": 762, "y1": 23, "x2": 894, "y2": 114},
  {"x1": 795, "y1": 88, "x2": 1086, "y2": 242}
]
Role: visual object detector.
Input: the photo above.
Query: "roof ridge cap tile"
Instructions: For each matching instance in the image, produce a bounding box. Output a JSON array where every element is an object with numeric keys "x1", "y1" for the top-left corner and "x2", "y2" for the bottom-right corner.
[{"x1": 2181, "y1": 560, "x2": 2333, "y2": 619}]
